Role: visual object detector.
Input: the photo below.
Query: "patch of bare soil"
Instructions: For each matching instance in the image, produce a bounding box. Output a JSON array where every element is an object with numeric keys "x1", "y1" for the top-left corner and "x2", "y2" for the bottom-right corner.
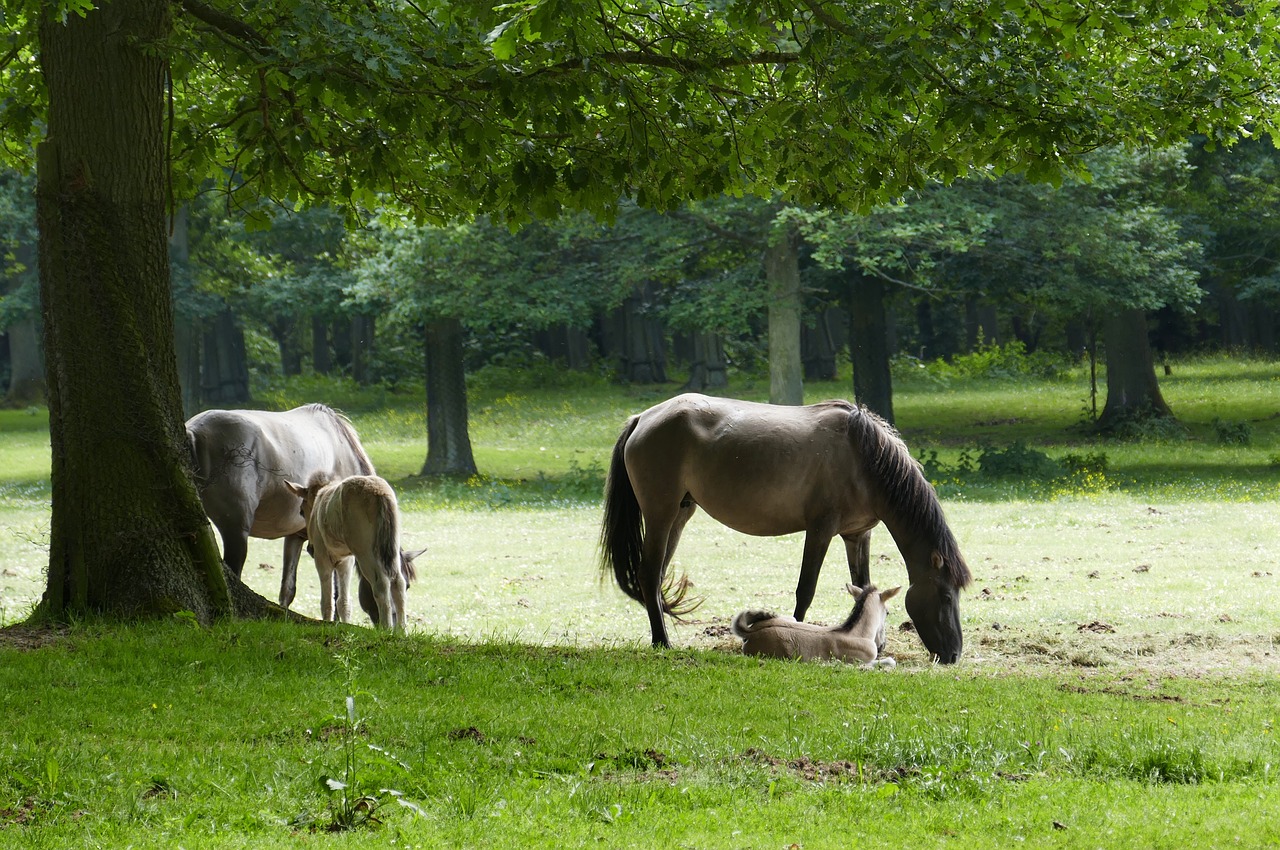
[{"x1": 0, "y1": 622, "x2": 68, "y2": 651}]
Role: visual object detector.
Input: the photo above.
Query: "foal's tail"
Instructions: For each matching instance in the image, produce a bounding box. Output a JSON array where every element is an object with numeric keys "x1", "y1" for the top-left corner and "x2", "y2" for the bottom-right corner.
[
  {"x1": 374, "y1": 492, "x2": 400, "y2": 580},
  {"x1": 730, "y1": 610, "x2": 778, "y2": 639},
  {"x1": 599, "y1": 416, "x2": 700, "y2": 619}
]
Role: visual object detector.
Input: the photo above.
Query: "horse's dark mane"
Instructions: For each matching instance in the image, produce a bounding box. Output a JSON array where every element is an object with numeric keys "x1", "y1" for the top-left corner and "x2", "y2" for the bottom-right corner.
[
  {"x1": 846, "y1": 406, "x2": 972, "y2": 589},
  {"x1": 836, "y1": 585, "x2": 876, "y2": 631},
  {"x1": 304, "y1": 403, "x2": 375, "y2": 475}
]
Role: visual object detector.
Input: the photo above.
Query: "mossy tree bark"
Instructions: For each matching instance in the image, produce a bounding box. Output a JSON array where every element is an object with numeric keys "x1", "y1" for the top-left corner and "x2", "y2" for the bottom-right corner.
[{"x1": 35, "y1": 0, "x2": 257, "y2": 622}]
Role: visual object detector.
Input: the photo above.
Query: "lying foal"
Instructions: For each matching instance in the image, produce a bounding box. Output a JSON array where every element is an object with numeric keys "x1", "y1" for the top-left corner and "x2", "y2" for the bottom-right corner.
[{"x1": 731, "y1": 584, "x2": 901, "y2": 667}]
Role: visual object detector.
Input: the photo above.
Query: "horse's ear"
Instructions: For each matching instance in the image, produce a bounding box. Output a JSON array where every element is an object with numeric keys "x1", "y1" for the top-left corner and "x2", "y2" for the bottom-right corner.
[
  {"x1": 285, "y1": 480, "x2": 306, "y2": 498},
  {"x1": 881, "y1": 586, "x2": 903, "y2": 602},
  {"x1": 845, "y1": 583, "x2": 866, "y2": 598},
  {"x1": 405, "y1": 547, "x2": 427, "y2": 561}
]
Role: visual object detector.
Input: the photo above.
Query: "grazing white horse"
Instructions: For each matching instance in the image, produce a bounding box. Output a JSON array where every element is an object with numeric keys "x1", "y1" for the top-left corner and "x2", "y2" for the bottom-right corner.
[
  {"x1": 286, "y1": 473, "x2": 411, "y2": 631},
  {"x1": 731, "y1": 584, "x2": 901, "y2": 667},
  {"x1": 185, "y1": 403, "x2": 375, "y2": 610}
]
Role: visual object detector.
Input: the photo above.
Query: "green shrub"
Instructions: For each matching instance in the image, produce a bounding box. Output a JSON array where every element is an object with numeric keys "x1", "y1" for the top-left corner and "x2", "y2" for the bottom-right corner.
[
  {"x1": 1211, "y1": 417, "x2": 1253, "y2": 445},
  {"x1": 978, "y1": 442, "x2": 1062, "y2": 479}
]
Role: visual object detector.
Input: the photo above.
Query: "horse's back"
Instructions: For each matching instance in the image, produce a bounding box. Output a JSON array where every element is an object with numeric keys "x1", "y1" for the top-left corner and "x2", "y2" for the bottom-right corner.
[{"x1": 625, "y1": 394, "x2": 869, "y2": 535}]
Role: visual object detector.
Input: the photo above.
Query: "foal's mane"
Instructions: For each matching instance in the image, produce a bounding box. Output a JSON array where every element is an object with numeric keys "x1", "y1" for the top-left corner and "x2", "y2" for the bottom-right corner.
[
  {"x1": 836, "y1": 584, "x2": 877, "y2": 631},
  {"x1": 845, "y1": 405, "x2": 972, "y2": 589},
  {"x1": 303, "y1": 403, "x2": 375, "y2": 475}
]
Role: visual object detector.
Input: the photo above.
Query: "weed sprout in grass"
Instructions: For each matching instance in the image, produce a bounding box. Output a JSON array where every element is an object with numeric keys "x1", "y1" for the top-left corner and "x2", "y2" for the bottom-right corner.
[{"x1": 294, "y1": 653, "x2": 424, "y2": 833}]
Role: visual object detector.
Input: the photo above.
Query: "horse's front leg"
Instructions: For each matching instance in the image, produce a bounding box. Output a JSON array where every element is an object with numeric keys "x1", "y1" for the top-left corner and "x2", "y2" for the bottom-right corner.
[
  {"x1": 842, "y1": 531, "x2": 872, "y2": 588},
  {"x1": 279, "y1": 532, "x2": 306, "y2": 610},
  {"x1": 793, "y1": 529, "x2": 835, "y2": 621}
]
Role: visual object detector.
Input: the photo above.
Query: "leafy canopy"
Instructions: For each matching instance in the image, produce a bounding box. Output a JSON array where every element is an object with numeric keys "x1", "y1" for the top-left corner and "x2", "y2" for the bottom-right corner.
[{"x1": 2, "y1": 0, "x2": 1277, "y2": 222}]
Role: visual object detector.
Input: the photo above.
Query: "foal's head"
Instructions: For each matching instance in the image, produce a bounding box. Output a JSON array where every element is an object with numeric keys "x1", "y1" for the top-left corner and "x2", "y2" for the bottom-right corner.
[
  {"x1": 842, "y1": 583, "x2": 902, "y2": 654},
  {"x1": 285, "y1": 472, "x2": 334, "y2": 522}
]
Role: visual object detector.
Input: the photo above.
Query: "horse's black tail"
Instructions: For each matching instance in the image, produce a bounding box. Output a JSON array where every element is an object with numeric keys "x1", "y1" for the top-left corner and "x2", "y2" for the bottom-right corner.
[
  {"x1": 599, "y1": 416, "x2": 702, "y2": 619},
  {"x1": 600, "y1": 416, "x2": 645, "y2": 604}
]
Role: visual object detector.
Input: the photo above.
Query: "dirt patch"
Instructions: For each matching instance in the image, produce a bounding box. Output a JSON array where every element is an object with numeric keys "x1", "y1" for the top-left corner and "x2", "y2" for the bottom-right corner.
[{"x1": 0, "y1": 623, "x2": 68, "y2": 651}]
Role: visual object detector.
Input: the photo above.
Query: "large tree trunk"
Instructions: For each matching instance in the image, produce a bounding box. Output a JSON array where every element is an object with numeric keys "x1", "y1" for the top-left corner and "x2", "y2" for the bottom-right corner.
[
  {"x1": 847, "y1": 271, "x2": 895, "y2": 425},
  {"x1": 169, "y1": 205, "x2": 203, "y2": 416},
  {"x1": 765, "y1": 228, "x2": 803, "y2": 405},
  {"x1": 1096, "y1": 307, "x2": 1174, "y2": 430},
  {"x1": 34, "y1": 0, "x2": 240, "y2": 622},
  {"x1": 421, "y1": 317, "x2": 478, "y2": 476}
]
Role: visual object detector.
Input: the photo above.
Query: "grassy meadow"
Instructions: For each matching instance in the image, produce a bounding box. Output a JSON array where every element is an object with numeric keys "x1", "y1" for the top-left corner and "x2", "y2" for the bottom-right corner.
[{"x1": 2, "y1": 353, "x2": 1279, "y2": 847}]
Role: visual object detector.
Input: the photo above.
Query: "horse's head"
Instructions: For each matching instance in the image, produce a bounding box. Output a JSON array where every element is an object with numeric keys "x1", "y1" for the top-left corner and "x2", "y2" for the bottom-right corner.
[{"x1": 904, "y1": 554, "x2": 964, "y2": 663}]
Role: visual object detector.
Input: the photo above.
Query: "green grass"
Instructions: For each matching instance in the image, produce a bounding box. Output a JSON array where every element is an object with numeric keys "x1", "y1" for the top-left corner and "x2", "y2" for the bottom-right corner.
[
  {"x1": 2, "y1": 355, "x2": 1280, "y2": 846},
  {"x1": 2, "y1": 621, "x2": 1278, "y2": 848}
]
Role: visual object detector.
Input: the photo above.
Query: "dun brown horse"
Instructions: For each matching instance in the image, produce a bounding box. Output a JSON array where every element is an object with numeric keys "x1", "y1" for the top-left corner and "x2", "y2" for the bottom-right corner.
[
  {"x1": 599, "y1": 393, "x2": 971, "y2": 663},
  {"x1": 732, "y1": 584, "x2": 901, "y2": 666}
]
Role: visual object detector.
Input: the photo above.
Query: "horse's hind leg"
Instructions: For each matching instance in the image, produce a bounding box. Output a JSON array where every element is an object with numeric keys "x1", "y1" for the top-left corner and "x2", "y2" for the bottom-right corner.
[
  {"x1": 842, "y1": 531, "x2": 872, "y2": 588},
  {"x1": 661, "y1": 500, "x2": 697, "y2": 572},
  {"x1": 793, "y1": 529, "x2": 835, "y2": 621},
  {"x1": 278, "y1": 532, "x2": 306, "y2": 609}
]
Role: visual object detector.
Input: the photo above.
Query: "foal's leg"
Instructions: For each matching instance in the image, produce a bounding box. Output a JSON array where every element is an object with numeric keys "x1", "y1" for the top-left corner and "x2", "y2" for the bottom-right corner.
[
  {"x1": 794, "y1": 528, "x2": 835, "y2": 621},
  {"x1": 333, "y1": 557, "x2": 354, "y2": 623},
  {"x1": 278, "y1": 532, "x2": 306, "y2": 610},
  {"x1": 389, "y1": 570, "x2": 408, "y2": 634},
  {"x1": 842, "y1": 531, "x2": 872, "y2": 588},
  {"x1": 314, "y1": 550, "x2": 336, "y2": 622}
]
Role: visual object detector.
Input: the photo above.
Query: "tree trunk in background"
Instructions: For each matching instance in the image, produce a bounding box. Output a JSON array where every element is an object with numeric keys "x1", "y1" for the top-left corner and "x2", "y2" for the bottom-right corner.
[
  {"x1": 3, "y1": 238, "x2": 46, "y2": 406},
  {"x1": 765, "y1": 228, "x2": 803, "y2": 405},
  {"x1": 169, "y1": 205, "x2": 202, "y2": 416},
  {"x1": 1096, "y1": 307, "x2": 1174, "y2": 430},
  {"x1": 202, "y1": 308, "x2": 250, "y2": 404},
  {"x1": 352, "y1": 315, "x2": 375, "y2": 384},
  {"x1": 34, "y1": 0, "x2": 238, "y2": 622},
  {"x1": 684, "y1": 330, "x2": 728, "y2": 391},
  {"x1": 422, "y1": 317, "x2": 478, "y2": 476},
  {"x1": 311, "y1": 316, "x2": 332, "y2": 374},
  {"x1": 4, "y1": 317, "x2": 46, "y2": 406},
  {"x1": 269, "y1": 315, "x2": 304, "y2": 376},
  {"x1": 802, "y1": 309, "x2": 839, "y2": 381},
  {"x1": 915, "y1": 299, "x2": 937, "y2": 360},
  {"x1": 331, "y1": 318, "x2": 353, "y2": 373},
  {"x1": 964, "y1": 298, "x2": 1000, "y2": 350},
  {"x1": 847, "y1": 271, "x2": 895, "y2": 425},
  {"x1": 533, "y1": 324, "x2": 591, "y2": 370},
  {"x1": 611, "y1": 285, "x2": 667, "y2": 383}
]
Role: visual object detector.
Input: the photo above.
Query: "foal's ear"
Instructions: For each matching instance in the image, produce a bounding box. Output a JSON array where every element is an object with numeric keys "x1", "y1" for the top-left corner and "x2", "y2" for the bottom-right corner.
[
  {"x1": 845, "y1": 583, "x2": 866, "y2": 598},
  {"x1": 285, "y1": 480, "x2": 307, "y2": 498},
  {"x1": 880, "y1": 586, "x2": 903, "y2": 602}
]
